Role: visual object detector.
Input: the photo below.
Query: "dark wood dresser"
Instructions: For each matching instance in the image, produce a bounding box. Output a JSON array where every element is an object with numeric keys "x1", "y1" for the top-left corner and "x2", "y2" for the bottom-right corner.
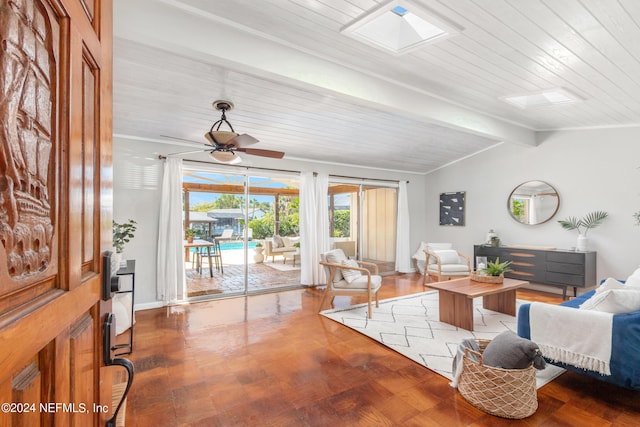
[{"x1": 473, "y1": 245, "x2": 597, "y2": 298}]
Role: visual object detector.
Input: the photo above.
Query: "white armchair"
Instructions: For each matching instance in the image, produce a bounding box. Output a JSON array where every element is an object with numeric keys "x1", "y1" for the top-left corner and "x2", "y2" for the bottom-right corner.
[
  {"x1": 319, "y1": 249, "x2": 381, "y2": 318},
  {"x1": 412, "y1": 242, "x2": 455, "y2": 275},
  {"x1": 422, "y1": 244, "x2": 471, "y2": 284}
]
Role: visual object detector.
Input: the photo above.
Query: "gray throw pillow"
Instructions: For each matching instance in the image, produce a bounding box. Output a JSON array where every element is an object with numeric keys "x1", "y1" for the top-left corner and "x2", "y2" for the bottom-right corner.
[
  {"x1": 273, "y1": 235, "x2": 284, "y2": 248},
  {"x1": 482, "y1": 331, "x2": 546, "y2": 370}
]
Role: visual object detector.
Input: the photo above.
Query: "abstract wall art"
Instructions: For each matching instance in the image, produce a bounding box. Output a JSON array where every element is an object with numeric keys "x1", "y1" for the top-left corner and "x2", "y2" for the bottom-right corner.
[{"x1": 439, "y1": 191, "x2": 465, "y2": 226}]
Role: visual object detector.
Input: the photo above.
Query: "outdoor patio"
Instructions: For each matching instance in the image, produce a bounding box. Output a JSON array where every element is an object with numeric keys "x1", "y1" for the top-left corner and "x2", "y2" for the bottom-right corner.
[{"x1": 186, "y1": 248, "x2": 301, "y2": 297}]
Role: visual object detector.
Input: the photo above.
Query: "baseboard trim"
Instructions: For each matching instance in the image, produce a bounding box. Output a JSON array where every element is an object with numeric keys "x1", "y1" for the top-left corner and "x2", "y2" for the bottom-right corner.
[{"x1": 134, "y1": 301, "x2": 165, "y2": 311}]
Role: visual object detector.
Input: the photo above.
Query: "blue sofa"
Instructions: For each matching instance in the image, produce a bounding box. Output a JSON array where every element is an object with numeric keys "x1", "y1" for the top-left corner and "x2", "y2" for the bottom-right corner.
[{"x1": 518, "y1": 290, "x2": 640, "y2": 390}]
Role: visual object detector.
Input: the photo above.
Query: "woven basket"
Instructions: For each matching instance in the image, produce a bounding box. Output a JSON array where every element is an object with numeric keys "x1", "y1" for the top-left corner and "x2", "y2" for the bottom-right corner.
[
  {"x1": 471, "y1": 272, "x2": 504, "y2": 283},
  {"x1": 458, "y1": 339, "x2": 538, "y2": 419}
]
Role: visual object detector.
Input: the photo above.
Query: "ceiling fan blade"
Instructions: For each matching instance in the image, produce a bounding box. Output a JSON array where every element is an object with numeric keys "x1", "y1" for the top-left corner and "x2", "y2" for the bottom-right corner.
[
  {"x1": 236, "y1": 147, "x2": 285, "y2": 159},
  {"x1": 229, "y1": 133, "x2": 259, "y2": 148}
]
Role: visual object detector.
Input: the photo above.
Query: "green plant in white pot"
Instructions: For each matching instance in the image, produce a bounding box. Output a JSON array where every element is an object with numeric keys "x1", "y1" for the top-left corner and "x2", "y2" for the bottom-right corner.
[
  {"x1": 113, "y1": 219, "x2": 137, "y2": 253},
  {"x1": 558, "y1": 211, "x2": 608, "y2": 251}
]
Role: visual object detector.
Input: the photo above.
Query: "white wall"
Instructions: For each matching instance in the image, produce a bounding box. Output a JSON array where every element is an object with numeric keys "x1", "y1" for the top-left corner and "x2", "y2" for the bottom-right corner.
[
  {"x1": 115, "y1": 127, "x2": 640, "y2": 304},
  {"x1": 424, "y1": 127, "x2": 640, "y2": 292},
  {"x1": 113, "y1": 141, "x2": 164, "y2": 307},
  {"x1": 113, "y1": 138, "x2": 428, "y2": 307}
]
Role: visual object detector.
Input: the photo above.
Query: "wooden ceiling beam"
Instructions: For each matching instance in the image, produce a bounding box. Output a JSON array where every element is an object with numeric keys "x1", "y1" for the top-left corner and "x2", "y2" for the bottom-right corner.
[{"x1": 183, "y1": 182, "x2": 379, "y2": 196}]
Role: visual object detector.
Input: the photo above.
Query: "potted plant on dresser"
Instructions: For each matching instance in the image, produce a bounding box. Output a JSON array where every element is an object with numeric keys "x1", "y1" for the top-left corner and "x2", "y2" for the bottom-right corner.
[{"x1": 558, "y1": 210, "x2": 608, "y2": 251}]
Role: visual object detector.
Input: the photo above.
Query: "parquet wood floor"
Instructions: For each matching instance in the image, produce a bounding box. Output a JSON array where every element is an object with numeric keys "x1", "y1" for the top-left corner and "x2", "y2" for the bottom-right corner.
[{"x1": 123, "y1": 273, "x2": 640, "y2": 426}]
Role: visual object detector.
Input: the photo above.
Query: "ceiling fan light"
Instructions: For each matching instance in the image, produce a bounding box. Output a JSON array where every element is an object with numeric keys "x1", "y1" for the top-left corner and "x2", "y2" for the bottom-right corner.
[
  {"x1": 205, "y1": 130, "x2": 238, "y2": 145},
  {"x1": 209, "y1": 150, "x2": 238, "y2": 163}
]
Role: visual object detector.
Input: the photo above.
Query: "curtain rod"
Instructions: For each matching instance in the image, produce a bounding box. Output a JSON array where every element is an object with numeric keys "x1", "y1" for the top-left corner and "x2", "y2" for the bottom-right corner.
[
  {"x1": 158, "y1": 156, "x2": 301, "y2": 174},
  {"x1": 328, "y1": 174, "x2": 406, "y2": 184},
  {"x1": 158, "y1": 156, "x2": 408, "y2": 184}
]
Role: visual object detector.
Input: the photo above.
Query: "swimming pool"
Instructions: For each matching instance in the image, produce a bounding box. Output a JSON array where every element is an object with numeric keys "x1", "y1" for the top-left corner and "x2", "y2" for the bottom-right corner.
[{"x1": 218, "y1": 241, "x2": 258, "y2": 250}]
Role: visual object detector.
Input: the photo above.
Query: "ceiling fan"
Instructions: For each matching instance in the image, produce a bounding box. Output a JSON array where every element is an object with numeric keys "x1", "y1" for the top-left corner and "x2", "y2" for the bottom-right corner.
[{"x1": 163, "y1": 100, "x2": 285, "y2": 164}]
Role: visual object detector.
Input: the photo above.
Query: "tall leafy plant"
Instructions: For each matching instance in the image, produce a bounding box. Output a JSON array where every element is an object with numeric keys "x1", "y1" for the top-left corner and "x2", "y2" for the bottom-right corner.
[
  {"x1": 558, "y1": 211, "x2": 608, "y2": 236},
  {"x1": 113, "y1": 219, "x2": 137, "y2": 253}
]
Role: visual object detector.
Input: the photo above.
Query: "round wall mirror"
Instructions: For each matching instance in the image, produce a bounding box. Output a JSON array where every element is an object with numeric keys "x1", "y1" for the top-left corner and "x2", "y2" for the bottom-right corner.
[{"x1": 508, "y1": 180, "x2": 559, "y2": 225}]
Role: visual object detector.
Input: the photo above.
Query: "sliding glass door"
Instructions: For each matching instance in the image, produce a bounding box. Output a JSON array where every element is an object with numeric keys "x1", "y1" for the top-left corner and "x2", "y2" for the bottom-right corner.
[
  {"x1": 247, "y1": 174, "x2": 301, "y2": 291},
  {"x1": 183, "y1": 168, "x2": 247, "y2": 298},
  {"x1": 328, "y1": 181, "x2": 397, "y2": 274},
  {"x1": 182, "y1": 165, "x2": 301, "y2": 300}
]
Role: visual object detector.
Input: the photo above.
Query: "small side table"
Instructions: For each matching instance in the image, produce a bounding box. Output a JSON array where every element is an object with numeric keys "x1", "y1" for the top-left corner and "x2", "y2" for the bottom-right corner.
[
  {"x1": 282, "y1": 249, "x2": 300, "y2": 267},
  {"x1": 114, "y1": 260, "x2": 135, "y2": 355}
]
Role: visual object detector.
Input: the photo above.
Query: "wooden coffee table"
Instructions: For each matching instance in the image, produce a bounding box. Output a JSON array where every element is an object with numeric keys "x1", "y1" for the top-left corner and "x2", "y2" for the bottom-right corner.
[{"x1": 427, "y1": 277, "x2": 529, "y2": 331}]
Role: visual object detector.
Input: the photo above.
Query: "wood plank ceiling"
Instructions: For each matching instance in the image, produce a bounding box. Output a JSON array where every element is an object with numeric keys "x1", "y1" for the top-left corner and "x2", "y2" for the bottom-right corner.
[{"x1": 113, "y1": 0, "x2": 640, "y2": 173}]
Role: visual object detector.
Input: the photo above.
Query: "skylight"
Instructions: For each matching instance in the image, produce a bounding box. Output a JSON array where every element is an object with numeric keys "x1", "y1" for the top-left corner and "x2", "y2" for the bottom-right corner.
[
  {"x1": 341, "y1": 0, "x2": 461, "y2": 55},
  {"x1": 391, "y1": 6, "x2": 408, "y2": 16},
  {"x1": 502, "y1": 88, "x2": 582, "y2": 109}
]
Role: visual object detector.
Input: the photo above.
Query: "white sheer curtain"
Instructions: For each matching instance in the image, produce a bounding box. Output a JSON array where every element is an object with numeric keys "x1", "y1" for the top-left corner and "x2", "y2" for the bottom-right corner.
[
  {"x1": 395, "y1": 180, "x2": 412, "y2": 273},
  {"x1": 529, "y1": 196, "x2": 539, "y2": 224},
  {"x1": 299, "y1": 172, "x2": 330, "y2": 285},
  {"x1": 157, "y1": 157, "x2": 186, "y2": 304}
]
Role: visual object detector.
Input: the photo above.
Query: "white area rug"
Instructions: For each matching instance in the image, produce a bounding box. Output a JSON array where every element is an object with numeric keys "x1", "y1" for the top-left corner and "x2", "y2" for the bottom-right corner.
[
  {"x1": 321, "y1": 291, "x2": 564, "y2": 389},
  {"x1": 263, "y1": 261, "x2": 300, "y2": 272}
]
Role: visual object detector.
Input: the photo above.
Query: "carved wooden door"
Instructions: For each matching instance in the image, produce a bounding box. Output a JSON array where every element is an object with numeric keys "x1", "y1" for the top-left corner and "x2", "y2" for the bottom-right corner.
[{"x1": 0, "y1": 0, "x2": 113, "y2": 425}]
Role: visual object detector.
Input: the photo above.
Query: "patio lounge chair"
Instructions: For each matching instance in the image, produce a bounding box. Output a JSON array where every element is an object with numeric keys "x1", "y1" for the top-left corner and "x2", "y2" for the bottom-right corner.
[
  {"x1": 263, "y1": 236, "x2": 298, "y2": 263},
  {"x1": 217, "y1": 229, "x2": 234, "y2": 241}
]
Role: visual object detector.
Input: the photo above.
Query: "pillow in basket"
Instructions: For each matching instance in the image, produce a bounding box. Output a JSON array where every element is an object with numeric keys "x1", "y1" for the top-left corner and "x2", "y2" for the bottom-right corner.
[{"x1": 482, "y1": 331, "x2": 546, "y2": 370}]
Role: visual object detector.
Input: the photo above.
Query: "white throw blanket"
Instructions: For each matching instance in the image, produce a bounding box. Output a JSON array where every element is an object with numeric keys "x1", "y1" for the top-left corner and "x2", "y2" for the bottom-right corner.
[{"x1": 529, "y1": 302, "x2": 613, "y2": 375}]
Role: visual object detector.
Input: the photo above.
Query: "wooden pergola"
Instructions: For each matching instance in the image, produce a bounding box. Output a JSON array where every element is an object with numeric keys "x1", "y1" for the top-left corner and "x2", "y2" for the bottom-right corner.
[
  {"x1": 182, "y1": 182, "x2": 359, "y2": 237},
  {"x1": 184, "y1": 182, "x2": 298, "y2": 236}
]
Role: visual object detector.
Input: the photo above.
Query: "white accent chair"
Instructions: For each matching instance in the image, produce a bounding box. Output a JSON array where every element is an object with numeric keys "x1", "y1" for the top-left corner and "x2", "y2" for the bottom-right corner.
[
  {"x1": 422, "y1": 243, "x2": 471, "y2": 284},
  {"x1": 412, "y1": 242, "x2": 452, "y2": 275},
  {"x1": 319, "y1": 249, "x2": 382, "y2": 318}
]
